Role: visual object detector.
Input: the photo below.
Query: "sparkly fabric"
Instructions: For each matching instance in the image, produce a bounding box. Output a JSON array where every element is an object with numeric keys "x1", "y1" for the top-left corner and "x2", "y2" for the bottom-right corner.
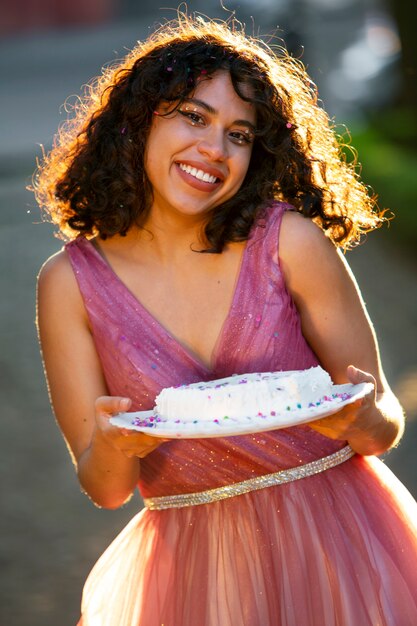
[
  {"x1": 67, "y1": 202, "x2": 417, "y2": 626},
  {"x1": 144, "y1": 445, "x2": 355, "y2": 509}
]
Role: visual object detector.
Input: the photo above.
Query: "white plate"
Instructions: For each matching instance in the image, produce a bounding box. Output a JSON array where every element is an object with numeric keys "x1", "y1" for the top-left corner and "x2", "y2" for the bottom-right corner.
[{"x1": 109, "y1": 382, "x2": 373, "y2": 439}]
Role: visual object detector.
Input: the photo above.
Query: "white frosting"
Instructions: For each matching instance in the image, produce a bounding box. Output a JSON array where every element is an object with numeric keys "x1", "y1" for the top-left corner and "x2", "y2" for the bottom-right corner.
[{"x1": 155, "y1": 366, "x2": 333, "y2": 423}]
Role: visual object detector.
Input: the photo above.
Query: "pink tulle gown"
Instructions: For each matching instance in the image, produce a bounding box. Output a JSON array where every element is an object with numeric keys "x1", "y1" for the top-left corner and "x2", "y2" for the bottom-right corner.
[{"x1": 66, "y1": 203, "x2": 417, "y2": 626}]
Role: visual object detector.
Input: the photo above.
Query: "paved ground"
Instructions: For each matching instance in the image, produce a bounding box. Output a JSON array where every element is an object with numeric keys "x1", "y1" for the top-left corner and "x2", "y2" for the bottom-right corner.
[{"x1": 1, "y1": 15, "x2": 416, "y2": 626}]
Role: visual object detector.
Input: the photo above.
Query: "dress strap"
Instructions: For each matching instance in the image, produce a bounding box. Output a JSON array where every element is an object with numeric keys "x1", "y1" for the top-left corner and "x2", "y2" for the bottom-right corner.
[{"x1": 143, "y1": 445, "x2": 355, "y2": 510}]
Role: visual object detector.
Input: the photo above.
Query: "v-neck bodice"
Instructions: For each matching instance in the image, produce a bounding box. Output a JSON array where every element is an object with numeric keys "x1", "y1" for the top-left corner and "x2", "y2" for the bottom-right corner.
[
  {"x1": 75, "y1": 222, "x2": 252, "y2": 374},
  {"x1": 66, "y1": 202, "x2": 344, "y2": 498}
]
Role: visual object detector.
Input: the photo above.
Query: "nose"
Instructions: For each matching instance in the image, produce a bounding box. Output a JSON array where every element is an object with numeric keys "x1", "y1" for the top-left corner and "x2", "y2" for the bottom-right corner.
[{"x1": 197, "y1": 128, "x2": 228, "y2": 162}]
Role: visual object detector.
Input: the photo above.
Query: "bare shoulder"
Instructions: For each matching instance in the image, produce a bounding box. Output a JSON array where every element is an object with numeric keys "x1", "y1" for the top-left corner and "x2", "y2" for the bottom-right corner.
[
  {"x1": 37, "y1": 247, "x2": 86, "y2": 320},
  {"x1": 279, "y1": 211, "x2": 350, "y2": 292},
  {"x1": 280, "y1": 211, "x2": 338, "y2": 260},
  {"x1": 38, "y1": 247, "x2": 72, "y2": 285}
]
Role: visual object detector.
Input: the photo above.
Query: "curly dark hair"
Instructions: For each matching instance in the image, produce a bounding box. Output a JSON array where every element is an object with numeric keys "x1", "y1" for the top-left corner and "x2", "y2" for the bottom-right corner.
[{"x1": 32, "y1": 14, "x2": 384, "y2": 250}]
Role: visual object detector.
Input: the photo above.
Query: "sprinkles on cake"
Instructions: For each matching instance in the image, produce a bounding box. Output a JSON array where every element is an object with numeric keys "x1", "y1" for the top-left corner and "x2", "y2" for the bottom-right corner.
[{"x1": 128, "y1": 368, "x2": 355, "y2": 431}]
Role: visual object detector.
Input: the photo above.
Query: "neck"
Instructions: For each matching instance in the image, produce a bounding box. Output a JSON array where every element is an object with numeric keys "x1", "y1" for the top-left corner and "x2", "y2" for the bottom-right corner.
[
  {"x1": 120, "y1": 217, "x2": 208, "y2": 266},
  {"x1": 138, "y1": 207, "x2": 211, "y2": 260}
]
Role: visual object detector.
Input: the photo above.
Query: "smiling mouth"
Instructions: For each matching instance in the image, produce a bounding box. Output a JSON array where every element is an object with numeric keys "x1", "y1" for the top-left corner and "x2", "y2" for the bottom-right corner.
[{"x1": 178, "y1": 163, "x2": 220, "y2": 184}]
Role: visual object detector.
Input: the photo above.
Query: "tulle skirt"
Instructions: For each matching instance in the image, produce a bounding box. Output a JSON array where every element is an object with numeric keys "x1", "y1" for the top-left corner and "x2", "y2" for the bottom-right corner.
[{"x1": 78, "y1": 455, "x2": 417, "y2": 626}]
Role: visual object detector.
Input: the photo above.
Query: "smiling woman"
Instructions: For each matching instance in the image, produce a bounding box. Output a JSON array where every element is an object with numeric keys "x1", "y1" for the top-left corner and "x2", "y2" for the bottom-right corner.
[
  {"x1": 145, "y1": 72, "x2": 256, "y2": 220},
  {"x1": 33, "y1": 14, "x2": 381, "y2": 251},
  {"x1": 33, "y1": 12, "x2": 417, "y2": 626}
]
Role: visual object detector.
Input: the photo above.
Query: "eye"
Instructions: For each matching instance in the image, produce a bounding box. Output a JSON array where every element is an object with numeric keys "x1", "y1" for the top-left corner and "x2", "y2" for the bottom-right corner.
[
  {"x1": 178, "y1": 109, "x2": 205, "y2": 126},
  {"x1": 229, "y1": 130, "x2": 254, "y2": 146}
]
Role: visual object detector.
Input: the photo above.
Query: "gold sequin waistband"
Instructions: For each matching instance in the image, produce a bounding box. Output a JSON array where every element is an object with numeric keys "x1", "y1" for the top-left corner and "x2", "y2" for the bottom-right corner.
[{"x1": 143, "y1": 445, "x2": 355, "y2": 510}]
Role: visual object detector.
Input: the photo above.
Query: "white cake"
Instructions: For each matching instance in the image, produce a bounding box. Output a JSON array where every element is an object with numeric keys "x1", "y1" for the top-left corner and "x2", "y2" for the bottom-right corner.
[{"x1": 154, "y1": 366, "x2": 334, "y2": 423}]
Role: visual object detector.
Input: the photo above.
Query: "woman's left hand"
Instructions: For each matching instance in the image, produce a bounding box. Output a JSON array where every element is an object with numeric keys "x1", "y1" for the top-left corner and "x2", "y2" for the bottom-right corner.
[{"x1": 309, "y1": 365, "x2": 377, "y2": 443}]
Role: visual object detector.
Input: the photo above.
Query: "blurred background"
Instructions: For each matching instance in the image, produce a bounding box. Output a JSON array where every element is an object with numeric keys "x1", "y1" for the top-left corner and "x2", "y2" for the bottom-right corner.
[{"x1": 1, "y1": 1, "x2": 416, "y2": 624}]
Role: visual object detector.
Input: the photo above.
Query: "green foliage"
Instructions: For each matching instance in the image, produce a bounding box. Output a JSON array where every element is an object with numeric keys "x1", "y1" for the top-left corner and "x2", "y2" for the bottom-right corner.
[{"x1": 347, "y1": 111, "x2": 417, "y2": 254}]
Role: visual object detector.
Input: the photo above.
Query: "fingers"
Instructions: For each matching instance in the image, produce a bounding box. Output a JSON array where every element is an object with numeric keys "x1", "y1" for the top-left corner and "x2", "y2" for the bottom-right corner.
[
  {"x1": 309, "y1": 394, "x2": 373, "y2": 441},
  {"x1": 93, "y1": 396, "x2": 170, "y2": 458},
  {"x1": 123, "y1": 440, "x2": 163, "y2": 458},
  {"x1": 346, "y1": 365, "x2": 375, "y2": 386},
  {"x1": 120, "y1": 432, "x2": 168, "y2": 458},
  {"x1": 95, "y1": 396, "x2": 132, "y2": 417}
]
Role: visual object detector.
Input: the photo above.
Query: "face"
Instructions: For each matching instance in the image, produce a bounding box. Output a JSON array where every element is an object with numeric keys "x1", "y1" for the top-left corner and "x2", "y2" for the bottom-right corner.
[{"x1": 144, "y1": 71, "x2": 256, "y2": 223}]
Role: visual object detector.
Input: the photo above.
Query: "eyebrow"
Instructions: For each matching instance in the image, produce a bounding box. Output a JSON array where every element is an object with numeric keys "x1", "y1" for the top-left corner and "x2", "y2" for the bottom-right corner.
[{"x1": 183, "y1": 97, "x2": 257, "y2": 132}]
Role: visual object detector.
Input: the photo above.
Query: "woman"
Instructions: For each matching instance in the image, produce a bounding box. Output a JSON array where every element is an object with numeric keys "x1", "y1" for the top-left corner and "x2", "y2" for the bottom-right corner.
[{"x1": 34, "y1": 15, "x2": 417, "y2": 626}]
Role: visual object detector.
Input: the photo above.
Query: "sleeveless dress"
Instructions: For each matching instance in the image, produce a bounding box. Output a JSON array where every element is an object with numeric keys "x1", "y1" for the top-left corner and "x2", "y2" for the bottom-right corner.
[{"x1": 66, "y1": 203, "x2": 417, "y2": 626}]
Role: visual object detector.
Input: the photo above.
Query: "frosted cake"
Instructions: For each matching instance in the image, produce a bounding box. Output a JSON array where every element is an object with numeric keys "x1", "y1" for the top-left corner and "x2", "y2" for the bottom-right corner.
[{"x1": 153, "y1": 366, "x2": 334, "y2": 423}]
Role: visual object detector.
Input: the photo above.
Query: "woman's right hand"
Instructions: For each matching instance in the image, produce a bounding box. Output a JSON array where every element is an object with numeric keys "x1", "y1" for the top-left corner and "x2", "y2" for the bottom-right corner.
[{"x1": 94, "y1": 396, "x2": 169, "y2": 459}]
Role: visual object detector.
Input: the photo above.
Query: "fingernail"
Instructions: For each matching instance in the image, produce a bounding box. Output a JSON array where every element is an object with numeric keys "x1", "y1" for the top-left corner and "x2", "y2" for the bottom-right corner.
[{"x1": 120, "y1": 398, "x2": 130, "y2": 410}]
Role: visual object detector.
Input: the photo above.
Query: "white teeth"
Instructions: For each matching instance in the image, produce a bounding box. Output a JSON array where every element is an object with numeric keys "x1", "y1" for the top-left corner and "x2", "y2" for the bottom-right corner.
[{"x1": 179, "y1": 163, "x2": 218, "y2": 184}]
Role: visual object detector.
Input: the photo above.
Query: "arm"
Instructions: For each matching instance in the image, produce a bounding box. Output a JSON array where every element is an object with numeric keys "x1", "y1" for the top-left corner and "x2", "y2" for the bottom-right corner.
[
  {"x1": 37, "y1": 250, "x2": 164, "y2": 509},
  {"x1": 279, "y1": 212, "x2": 404, "y2": 456}
]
